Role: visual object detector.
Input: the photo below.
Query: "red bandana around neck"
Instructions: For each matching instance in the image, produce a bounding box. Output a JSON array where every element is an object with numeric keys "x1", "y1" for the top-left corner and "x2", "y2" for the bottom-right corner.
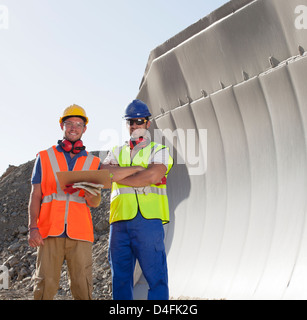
[{"x1": 130, "y1": 137, "x2": 147, "y2": 149}]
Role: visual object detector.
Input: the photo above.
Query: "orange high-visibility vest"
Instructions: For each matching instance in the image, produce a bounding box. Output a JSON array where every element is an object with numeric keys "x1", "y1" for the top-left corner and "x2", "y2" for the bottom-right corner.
[{"x1": 37, "y1": 146, "x2": 101, "y2": 242}]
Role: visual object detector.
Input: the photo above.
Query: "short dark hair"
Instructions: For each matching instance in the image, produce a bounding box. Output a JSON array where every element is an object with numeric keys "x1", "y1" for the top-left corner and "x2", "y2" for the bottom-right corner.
[{"x1": 62, "y1": 116, "x2": 87, "y2": 124}]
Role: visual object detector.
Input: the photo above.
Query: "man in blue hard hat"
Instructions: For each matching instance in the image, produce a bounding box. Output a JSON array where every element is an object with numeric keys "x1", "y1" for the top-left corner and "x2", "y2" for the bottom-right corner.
[{"x1": 103, "y1": 99, "x2": 173, "y2": 300}]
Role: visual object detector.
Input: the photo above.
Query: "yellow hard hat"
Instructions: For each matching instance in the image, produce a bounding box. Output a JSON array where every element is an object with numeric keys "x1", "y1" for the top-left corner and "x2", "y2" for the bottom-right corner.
[{"x1": 59, "y1": 104, "x2": 89, "y2": 125}]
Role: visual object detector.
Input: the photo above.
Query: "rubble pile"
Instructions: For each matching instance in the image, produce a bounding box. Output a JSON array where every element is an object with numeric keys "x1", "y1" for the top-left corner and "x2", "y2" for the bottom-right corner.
[{"x1": 0, "y1": 156, "x2": 112, "y2": 300}]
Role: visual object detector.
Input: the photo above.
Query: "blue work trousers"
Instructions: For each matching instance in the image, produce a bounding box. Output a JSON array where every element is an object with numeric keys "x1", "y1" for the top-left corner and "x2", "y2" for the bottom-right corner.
[{"x1": 108, "y1": 211, "x2": 169, "y2": 300}]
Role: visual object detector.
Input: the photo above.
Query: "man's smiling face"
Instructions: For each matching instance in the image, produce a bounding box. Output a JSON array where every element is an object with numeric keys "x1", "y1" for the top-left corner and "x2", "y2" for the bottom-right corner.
[{"x1": 61, "y1": 116, "x2": 87, "y2": 141}]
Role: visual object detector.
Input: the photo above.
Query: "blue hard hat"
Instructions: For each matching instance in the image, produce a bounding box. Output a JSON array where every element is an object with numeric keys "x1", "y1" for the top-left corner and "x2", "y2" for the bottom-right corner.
[{"x1": 123, "y1": 99, "x2": 152, "y2": 119}]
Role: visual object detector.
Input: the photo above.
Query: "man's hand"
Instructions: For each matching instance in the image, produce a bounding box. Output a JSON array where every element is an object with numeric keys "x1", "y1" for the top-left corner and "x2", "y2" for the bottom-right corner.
[
  {"x1": 84, "y1": 190, "x2": 101, "y2": 208},
  {"x1": 28, "y1": 184, "x2": 44, "y2": 248},
  {"x1": 28, "y1": 229, "x2": 44, "y2": 248},
  {"x1": 117, "y1": 163, "x2": 167, "y2": 187},
  {"x1": 102, "y1": 164, "x2": 145, "y2": 182}
]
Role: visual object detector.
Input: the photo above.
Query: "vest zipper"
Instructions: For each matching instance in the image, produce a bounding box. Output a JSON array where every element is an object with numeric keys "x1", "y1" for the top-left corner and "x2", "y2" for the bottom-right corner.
[
  {"x1": 65, "y1": 193, "x2": 70, "y2": 225},
  {"x1": 131, "y1": 153, "x2": 143, "y2": 215}
]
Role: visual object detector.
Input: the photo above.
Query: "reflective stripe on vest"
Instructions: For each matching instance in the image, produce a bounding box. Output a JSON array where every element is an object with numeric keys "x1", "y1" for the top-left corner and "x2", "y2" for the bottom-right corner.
[
  {"x1": 37, "y1": 146, "x2": 100, "y2": 242},
  {"x1": 111, "y1": 186, "x2": 168, "y2": 199},
  {"x1": 110, "y1": 142, "x2": 173, "y2": 224}
]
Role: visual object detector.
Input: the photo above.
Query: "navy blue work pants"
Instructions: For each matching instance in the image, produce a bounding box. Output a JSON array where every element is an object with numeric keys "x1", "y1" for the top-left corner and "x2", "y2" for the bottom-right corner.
[{"x1": 108, "y1": 211, "x2": 169, "y2": 300}]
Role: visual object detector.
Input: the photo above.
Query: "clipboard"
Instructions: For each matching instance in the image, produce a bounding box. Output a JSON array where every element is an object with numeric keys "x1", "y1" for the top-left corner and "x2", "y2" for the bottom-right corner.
[{"x1": 56, "y1": 169, "x2": 111, "y2": 191}]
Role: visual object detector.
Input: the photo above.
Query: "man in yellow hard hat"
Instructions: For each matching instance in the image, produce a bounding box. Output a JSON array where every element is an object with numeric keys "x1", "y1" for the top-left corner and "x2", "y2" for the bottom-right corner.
[{"x1": 28, "y1": 104, "x2": 142, "y2": 300}]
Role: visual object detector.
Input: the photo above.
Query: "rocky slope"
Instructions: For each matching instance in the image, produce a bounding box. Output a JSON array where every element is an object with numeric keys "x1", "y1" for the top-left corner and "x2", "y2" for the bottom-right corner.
[{"x1": 0, "y1": 156, "x2": 112, "y2": 300}]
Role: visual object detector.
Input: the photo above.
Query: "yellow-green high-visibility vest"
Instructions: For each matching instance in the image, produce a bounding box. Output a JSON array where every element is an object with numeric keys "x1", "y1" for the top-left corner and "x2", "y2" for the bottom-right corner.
[{"x1": 110, "y1": 142, "x2": 173, "y2": 224}]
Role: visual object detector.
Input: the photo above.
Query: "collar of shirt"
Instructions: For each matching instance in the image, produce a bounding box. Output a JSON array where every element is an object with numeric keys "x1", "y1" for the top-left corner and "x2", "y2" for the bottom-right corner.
[{"x1": 56, "y1": 144, "x2": 88, "y2": 171}]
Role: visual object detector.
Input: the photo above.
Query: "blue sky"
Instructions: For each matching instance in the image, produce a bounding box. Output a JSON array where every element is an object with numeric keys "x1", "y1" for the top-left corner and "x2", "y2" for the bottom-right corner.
[{"x1": 0, "y1": 0, "x2": 228, "y2": 176}]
